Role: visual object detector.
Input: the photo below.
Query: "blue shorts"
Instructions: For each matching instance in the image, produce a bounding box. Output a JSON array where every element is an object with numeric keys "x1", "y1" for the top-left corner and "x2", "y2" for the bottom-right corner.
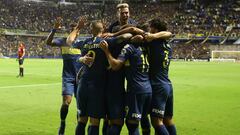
[
  {"x1": 125, "y1": 92, "x2": 152, "y2": 121},
  {"x1": 106, "y1": 92, "x2": 125, "y2": 120},
  {"x1": 77, "y1": 78, "x2": 106, "y2": 118},
  {"x1": 151, "y1": 84, "x2": 173, "y2": 118},
  {"x1": 62, "y1": 78, "x2": 77, "y2": 96}
]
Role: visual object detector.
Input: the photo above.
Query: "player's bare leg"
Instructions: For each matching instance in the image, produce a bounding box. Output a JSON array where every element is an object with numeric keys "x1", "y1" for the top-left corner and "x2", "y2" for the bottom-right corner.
[
  {"x1": 163, "y1": 117, "x2": 177, "y2": 135},
  {"x1": 58, "y1": 95, "x2": 72, "y2": 135},
  {"x1": 17, "y1": 59, "x2": 24, "y2": 77}
]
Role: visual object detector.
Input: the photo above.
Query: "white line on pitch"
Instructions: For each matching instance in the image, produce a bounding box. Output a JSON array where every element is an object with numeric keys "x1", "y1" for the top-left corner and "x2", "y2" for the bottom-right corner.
[{"x1": 0, "y1": 83, "x2": 61, "y2": 89}]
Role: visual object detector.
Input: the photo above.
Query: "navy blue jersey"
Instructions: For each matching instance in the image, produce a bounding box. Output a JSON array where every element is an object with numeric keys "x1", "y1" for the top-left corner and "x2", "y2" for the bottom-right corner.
[
  {"x1": 106, "y1": 19, "x2": 138, "y2": 94},
  {"x1": 72, "y1": 37, "x2": 109, "y2": 84},
  {"x1": 118, "y1": 44, "x2": 151, "y2": 94},
  {"x1": 146, "y1": 39, "x2": 172, "y2": 86},
  {"x1": 52, "y1": 38, "x2": 82, "y2": 79}
]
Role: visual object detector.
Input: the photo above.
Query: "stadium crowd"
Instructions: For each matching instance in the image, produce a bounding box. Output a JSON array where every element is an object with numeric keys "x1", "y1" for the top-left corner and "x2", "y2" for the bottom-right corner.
[
  {"x1": 0, "y1": 0, "x2": 239, "y2": 34},
  {"x1": 0, "y1": 0, "x2": 238, "y2": 58},
  {"x1": 0, "y1": 36, "x2": 60, "y2": 58}
]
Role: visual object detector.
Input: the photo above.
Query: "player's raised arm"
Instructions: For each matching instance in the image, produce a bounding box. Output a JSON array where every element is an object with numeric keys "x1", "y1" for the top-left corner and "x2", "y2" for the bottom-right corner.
[
  {"x1": 144, "y1": 31, "x2": 172, "y2": 42},
  {"x1": 99, "y1": 40, "x2": 124, "y2": 71},
  {"x1": 66, "y1": 16, "x2": 86, "y2": 46},
  {"x1": 46, "y1": 17, "x2": 62, "y2": 46},
  {"x1": 102, "y1": 26, "x2": 144, "y2": 38}
]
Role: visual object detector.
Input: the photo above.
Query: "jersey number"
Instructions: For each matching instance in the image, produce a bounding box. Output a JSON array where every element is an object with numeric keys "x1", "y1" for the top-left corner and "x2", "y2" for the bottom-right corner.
[
  {"x1": 163, "y1": 50, "x2": 170, "y2": 68},
  {"x1": 140, "y1": 51, "x2": 149, "y2": 72},
  {"x1": 87, "y1": 50, "x2": 96, "y2": 67}
]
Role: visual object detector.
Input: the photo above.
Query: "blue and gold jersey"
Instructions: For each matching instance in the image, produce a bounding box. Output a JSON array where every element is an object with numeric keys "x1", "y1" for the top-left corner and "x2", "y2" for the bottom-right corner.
[
  {"x1": 118, "y1": 44, "x2": 151, "y2": 94},
  {"x1": 52, "y1": 38, "x2": 82, "y2": 79},
  {"x1": 146, "y1": 39, "x2": 172, "y2": 86},
  {"x1": 72, "y1": 37, "x2": 109, "y2": 84}
]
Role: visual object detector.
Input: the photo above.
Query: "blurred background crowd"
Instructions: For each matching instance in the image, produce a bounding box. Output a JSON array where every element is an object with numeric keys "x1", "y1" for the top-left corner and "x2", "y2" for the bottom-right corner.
[{"x1": 0, "y1": 0, "x2": 239, "y2": 59}]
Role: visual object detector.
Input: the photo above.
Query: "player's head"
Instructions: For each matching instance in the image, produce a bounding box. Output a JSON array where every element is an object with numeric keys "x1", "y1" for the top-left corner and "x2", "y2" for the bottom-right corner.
[
  {"x1": 19, "y1": 43, "x2": 24, "y2": 47},
  {"x1": 137, "y1": 23, "x2": 149, "y2": 32},
  {"x1": 149, "y1": 18, "x2": 167, "y2": 33},
  {"x1": 117, "y1": 3, "x2": 130, "y2": 25},
  {"x1": 90, "y1": 20, "x2": 104, "y2": 36}
]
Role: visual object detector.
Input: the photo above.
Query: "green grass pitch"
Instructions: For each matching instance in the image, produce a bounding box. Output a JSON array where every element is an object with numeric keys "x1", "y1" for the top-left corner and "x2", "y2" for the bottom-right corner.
[{"x1": 0, "y1": 59, "x2": 240, "y2": 135}]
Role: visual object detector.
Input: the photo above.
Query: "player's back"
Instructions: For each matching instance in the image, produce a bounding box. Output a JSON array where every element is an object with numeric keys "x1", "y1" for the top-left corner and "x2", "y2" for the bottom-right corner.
[
  {"x1": 120, "y1": 44, "x2": 151, "y2": 94},
  {"x1": 77, "y1": 37, "x2": 108, "y2": 83},
  {"x1": 147, "y1": 39, "x2": 172, "y2": 86}
]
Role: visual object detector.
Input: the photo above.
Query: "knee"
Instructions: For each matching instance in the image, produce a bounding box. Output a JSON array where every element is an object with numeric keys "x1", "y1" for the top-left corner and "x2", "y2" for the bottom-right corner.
[
  {"x1": 151, "y1": 117, "x2": 163, "y2": 127},
  {"x1": 109, "y1": 119, "x2": 124, "y2": 126},
  {"x1": 62, "y1": 96, "x2": 72, "y2": 105},
  {"x1": 78, "y1": 116, "x2": 88, "y2": 123},
  {"x1": 126, "y1": 119, "x2": 139, "y2": 131},
  {"x1": 163, "y1": 117, "x2": 174, "y2": 126},
  {"x1": 90, "y1": 117, "x2": 100, "y2": 126}
]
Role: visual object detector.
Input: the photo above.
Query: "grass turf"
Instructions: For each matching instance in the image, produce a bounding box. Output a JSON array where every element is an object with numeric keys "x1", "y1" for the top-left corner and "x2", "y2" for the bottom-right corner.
[{"x1": 0, "y1": 59, "x2": 240, "y2": 135}]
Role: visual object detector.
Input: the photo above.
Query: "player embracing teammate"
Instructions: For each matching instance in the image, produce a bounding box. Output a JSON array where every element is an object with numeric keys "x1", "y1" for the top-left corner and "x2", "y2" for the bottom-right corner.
[
  {"x1": 104, "y1": 17, "x2": 177, "y2": 135},
  {"x1": 48, "y1": 2, "x2": 177, "y2": 135}
]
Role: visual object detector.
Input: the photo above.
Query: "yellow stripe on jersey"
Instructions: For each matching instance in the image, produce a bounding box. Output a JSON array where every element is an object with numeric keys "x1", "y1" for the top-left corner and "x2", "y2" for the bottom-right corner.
[{"x1": 61, "y1": 47, "x2": 81, "y2": 55}]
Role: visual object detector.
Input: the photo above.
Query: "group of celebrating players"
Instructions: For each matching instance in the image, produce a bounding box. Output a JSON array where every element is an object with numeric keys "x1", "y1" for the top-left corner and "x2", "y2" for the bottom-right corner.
[{"x1": 46, "y1": 3, "x2": 177, "y2": 135}]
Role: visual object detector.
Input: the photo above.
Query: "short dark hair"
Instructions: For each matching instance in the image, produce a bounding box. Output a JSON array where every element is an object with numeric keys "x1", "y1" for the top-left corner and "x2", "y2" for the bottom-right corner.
[
  {"x1": 149, "y1": 18, "x2": 167, "y2": 31},
  {"x1": 137, "y1": 23, "x2": 149, "y2": 32},
  {"x1": 91, "y1": 20, "x2": 103, "y2": 33}
]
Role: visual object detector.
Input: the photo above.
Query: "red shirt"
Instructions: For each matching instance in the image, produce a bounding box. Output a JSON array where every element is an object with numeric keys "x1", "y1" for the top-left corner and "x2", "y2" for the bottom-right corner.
[{"x1": 18, "y1": 45, "x2": 25, "y2": 58}]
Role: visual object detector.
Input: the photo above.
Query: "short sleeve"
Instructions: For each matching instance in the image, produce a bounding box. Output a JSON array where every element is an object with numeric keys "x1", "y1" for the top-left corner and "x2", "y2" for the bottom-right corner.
[
  {"x1": 72, "y1": 39, "x2": 85, "y2": 49},
  {"x1": 117, "y1": 44, "x2": 134, "y2": 62},
  {"x1": 52, "y1": 38, "x2": 66, "y2": 47}
]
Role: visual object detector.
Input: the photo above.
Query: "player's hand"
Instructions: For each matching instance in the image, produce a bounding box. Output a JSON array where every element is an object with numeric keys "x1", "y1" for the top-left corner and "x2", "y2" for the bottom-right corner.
[
  {"x1": 101, "y1": 33, "x2": 114, "y2": 38},
  {"x1": 54, "y1": 17, "x2": 62, "y2": 29},
  {"x1": 81, "y1": 55, "x2": 94, "y2": 66},
  {"x1": 99, "y1": 40, "x2": 109, "y2": 52},
  {"x1": 76, "y1": 16, "x2": 87, "y2": 30},
  {"x1": 144, "y1": 32, "x2": 154, "y2": 42}
]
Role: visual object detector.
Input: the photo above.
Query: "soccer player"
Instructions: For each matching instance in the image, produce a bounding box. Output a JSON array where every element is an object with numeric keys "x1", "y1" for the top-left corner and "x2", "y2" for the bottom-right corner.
[
  {"x1": 99, "y1": 40, "x2": 152, "y2": 135},
  {"x1": 46, "y1": 17, "x2": 84, "y2": 135},
  {"x1": 17, "y1": 43, "x2": 25, "y2": 77},
  {"x1": 146, "y1": 19, "x2": 177, "y2": 135},
  {"x1": 68, "y1": 19, "x2": 133, "y2": 135},
  {"x1": 69, "y1": 20, "x2": 111, "y2": 135},
  {"x1": 104, "y1": 3, "x2": 150, "y2": 135},
  {"x1": 107, "y1": 3, "x2": 137, "y2": 33},
  {"x1": 103, "y1": 19, "x2": 176, "y2": 135}
]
